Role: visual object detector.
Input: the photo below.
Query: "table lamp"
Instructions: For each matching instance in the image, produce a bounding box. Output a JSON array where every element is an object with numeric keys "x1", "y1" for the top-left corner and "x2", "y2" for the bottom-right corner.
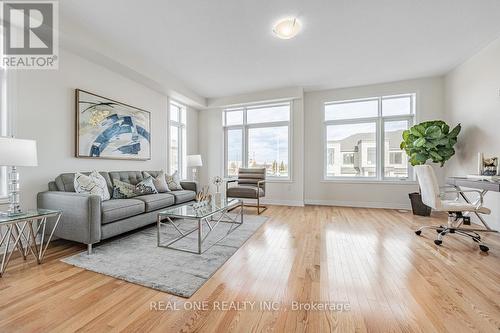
[
  {"x1": 187, "y1": 154, "x2": 202, "y2": 182},
  {"x1": 0, "y1": 137, "x2": 38, "y2": 216}
]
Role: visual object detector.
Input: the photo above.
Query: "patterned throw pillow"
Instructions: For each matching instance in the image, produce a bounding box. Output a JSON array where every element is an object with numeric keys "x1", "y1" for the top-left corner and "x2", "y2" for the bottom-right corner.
[
  {"x1": 135, "y1": 176, "x2": 158, "y2": 195},
  {"x1": 112, "y1": 177, "x2": 158, "y2": 199},
  {"x1": 112, "y1": 179, "x2": 138, "y2": 199},
  {"x1": 144, "y1": 171, "x2": 170, "y2": 193},
  {"x1": 166, "y1": 171, "x2": 183, "y2": 190},
  {"x1": 74, "y1": 171, "x2": 111, "y2": 201}
]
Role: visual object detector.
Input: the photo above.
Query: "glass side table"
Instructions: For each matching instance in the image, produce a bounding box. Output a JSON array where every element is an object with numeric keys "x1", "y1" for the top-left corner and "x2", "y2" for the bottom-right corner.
[{"x1": 0, "y1": 209, "x2": 62, "y2": 276}]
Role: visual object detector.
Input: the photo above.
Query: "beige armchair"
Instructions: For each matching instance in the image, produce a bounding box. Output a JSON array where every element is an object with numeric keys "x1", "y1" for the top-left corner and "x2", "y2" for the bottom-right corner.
[{"x1": 226, "y1": 168, "x2": 267, "y2": 214}]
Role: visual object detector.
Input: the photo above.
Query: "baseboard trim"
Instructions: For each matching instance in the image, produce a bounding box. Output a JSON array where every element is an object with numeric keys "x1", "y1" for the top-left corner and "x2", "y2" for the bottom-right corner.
[
  {"x1": 304, "y1": 199, "x2": 411, "y2": 210},
  {"x1": 260, "y1": 199, "x2": 305, "y2": 207},
  {"x1": 239, "y1": 198, "x2": 305, "y2": 207}
]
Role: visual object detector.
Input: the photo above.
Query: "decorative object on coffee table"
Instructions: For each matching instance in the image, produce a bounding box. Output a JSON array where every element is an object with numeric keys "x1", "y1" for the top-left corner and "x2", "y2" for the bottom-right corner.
[
  {"x1": 0, "y1": 137, "x2": 38, "y2": 216},
  {"x1": 187, "y1": 154, "x2": 203, "y2": 182},
  {"x1": 193, "y1": 186, "x2": 211, "y2": 209},
  {"x1": 0, "y1": 209, "x2": 61, "y2": 276},
  {"x1": 212, "y1": 176, "x2": 223, "y2": 205},
  {"x1": 76, "y1": 89, "x2": 151, "y2": 160}
]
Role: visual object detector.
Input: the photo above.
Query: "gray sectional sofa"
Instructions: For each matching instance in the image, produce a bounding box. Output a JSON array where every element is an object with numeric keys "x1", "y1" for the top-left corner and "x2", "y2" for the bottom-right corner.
[{"x1": 37, "y1": 171, "x2": 197, "y2": 254}]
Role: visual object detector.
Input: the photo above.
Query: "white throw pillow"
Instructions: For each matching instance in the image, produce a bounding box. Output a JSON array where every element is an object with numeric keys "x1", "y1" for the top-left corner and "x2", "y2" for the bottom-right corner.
[
  {"x1": 74, "y1": 171, "x2": 111, "y2": 201},
  {"x1": 166, "y1": 171, "x2": 183, "y2": 190}
]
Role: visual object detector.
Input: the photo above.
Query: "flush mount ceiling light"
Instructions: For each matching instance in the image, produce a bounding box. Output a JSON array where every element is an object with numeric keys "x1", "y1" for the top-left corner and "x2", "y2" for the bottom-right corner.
[{"x1": 273, "y1": 17, "x2": 302, "y2": 39}]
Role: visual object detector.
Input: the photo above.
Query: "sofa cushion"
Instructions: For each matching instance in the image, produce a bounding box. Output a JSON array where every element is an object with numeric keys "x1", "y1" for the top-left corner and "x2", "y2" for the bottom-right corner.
[
  {"x1": 101, "y1": 199, "x2": 145, "y2": 224},
  {"x1": 169, "y1": 190, "x2": 196, "y2": 204},
  {"x1": 55, "y1": 172, "x2": 112, "y2": 193},
  {"x1": 109, "y1": 171, "x2": 144, "y2": 186},
  {"x1": 227, "y1": 186, "x2": 265, "y2": 199},
  {"x1": 135, "y1": 193, "x2": 175, "y2": 212}
]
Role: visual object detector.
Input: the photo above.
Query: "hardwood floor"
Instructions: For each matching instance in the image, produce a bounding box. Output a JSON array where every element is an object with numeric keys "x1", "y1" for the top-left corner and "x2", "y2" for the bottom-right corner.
[{"x1": 0, "y1": 205, "x2": 499, "y2": 332}]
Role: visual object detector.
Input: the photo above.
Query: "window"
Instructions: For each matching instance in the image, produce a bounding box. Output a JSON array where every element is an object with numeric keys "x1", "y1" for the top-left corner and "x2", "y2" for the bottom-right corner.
[
  {"x1": 390, "y1": 151, "x2": 403, "y2": 165},
  {"x1": 223, "y1": 102, "x2": 291, "y2": 179},
  {"x1": 384, "y1": 120, "x2": 410, "y2": 177},
  {"x1": 327, "y1": 148, "x2": 335, "y2": 166},
  {"x1": 343, "y1": 153, "x2": 354, "y2": 165},
  {"x1": 324, "y1": 94, "x2": 415, "y2": 180},
  {"x1": 367, "y1": 147, "x2": 376, "y2": 165},
  {"x1": 169, "y1": 101, "x2": 187, "y2": 179}
]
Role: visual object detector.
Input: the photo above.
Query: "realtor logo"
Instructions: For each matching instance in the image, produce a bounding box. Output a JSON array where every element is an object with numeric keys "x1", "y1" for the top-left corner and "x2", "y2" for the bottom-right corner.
[{"x1": 1, "y1": 1, "x2": 59, "y2": 69}]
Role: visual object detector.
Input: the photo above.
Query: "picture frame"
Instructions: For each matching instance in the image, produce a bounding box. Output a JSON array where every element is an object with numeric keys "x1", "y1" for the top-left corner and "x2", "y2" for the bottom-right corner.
[
  {"x1": 75, "y1": 89, "x2": 152, "y2": 160},
  {"x1": 477, "y1": 152, "x2": 499, "y2": 176}
]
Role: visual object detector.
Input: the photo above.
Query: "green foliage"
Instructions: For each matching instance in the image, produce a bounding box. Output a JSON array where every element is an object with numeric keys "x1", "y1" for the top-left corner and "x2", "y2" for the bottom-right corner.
[{"x1": 400, "y1": 120, "x2": 461, "y2": 167}]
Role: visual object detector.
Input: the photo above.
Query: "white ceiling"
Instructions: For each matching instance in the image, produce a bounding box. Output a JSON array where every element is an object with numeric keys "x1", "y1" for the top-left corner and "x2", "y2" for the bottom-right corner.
[{"x1": 61, "y1": 0, "x2": 500, "y2": 99}]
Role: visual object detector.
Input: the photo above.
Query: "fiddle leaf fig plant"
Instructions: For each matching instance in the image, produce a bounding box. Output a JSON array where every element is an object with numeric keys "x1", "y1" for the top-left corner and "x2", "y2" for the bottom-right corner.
[{"x1": 400, "y1": 120, "x2": 461, "y2": 167}]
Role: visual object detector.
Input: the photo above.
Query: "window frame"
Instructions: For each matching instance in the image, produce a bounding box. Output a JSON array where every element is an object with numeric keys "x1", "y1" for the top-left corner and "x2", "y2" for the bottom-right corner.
[
  {"x1": 323, "y1": 93, "x2": 415, "y2": 182},
  {"x1": 223, "y1": 101, "x2": 293, "y2": 181},
  {"x1": 168, "y1": 100, "x2": 187, "y2": 179}
]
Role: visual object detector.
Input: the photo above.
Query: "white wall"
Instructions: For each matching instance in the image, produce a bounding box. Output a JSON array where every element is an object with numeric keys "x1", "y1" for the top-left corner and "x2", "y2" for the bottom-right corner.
[
  {"x1": 304, "y1": 77, "x2": 446, "y2": 209},
  {"x1": 199, "y1": 77, "x2": 445, "y2": 209},
  {"x1": 444, "y1": 37, "x2": 500, "y2": 230},
  {"x1": 4, "y1": 49, "x2": 199, "y2": 210},
  {"x1": 199, "y1": 89, "x2": 305, "y2": 206},
  {"x1": 186, "y1": 106, "x2": 199, "y2": 155}
]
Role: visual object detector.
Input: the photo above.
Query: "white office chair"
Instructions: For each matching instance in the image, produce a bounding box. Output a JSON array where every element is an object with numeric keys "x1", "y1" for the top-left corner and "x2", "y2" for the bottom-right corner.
[{"x1": 414, "y1": 165, "x2": 491, "y2": 252}]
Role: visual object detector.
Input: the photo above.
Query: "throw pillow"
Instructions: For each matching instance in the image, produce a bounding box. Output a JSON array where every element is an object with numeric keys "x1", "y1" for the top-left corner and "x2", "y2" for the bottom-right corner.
[
  {"x1": 135, "y1": 176, "x2": 158, "y2": 195},
  {"x1": 112, "y1": 177, "x2": 158, "y2": 199},
  {"x1": 144, "y1": 171, "x2": 170, "y2": 192},
  {"x1": 74, "y1": 171, "x2": 111, "y2": 201},
  {"x1": 166, "y1": 171, "x2": 183, "y2": 190},
  {"x1": 112, "y1": 179, "x2": 138, "y2": 199}
]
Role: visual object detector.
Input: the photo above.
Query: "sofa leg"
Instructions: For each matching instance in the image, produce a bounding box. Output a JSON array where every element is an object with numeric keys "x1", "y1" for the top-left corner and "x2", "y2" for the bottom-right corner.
[{"x1": 87, "y1": 244, "x2": 92, "y2": 255}]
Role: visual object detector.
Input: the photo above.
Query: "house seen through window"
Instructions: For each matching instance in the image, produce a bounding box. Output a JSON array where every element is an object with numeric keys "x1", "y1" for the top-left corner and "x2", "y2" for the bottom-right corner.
[{"x1": 324, "y1": 94, "x2": 415, "y2": 180}]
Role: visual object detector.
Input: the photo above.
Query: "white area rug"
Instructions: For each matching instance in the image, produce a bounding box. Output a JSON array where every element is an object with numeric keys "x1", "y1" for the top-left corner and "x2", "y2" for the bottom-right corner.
[{"x1": 62, "y1": 214, "x2": 267, "y2": 298}]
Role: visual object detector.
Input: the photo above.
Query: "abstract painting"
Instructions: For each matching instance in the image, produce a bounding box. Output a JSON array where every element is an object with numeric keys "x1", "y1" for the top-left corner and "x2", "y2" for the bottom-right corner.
[{"x1": 76, "y1": 89, "x2": 151, "y2": 160}]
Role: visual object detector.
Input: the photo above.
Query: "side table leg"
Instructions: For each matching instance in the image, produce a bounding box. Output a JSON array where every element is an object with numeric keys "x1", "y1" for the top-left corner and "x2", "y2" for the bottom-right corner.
[
  {"x1": 0, "y1": 222, "x2": 27, "y2": 276},
  {"x1": 12, "y1": 224, "x2": 27, "y2": 260},
  {"x1": 0, "y1": 226, "x2": 13, "y2": 276},
  {"x1": 28, "y1": 220, "x2": 40, "y2": 260},
  {"x1": 38, "y1": 214, "x2": 62, "y2": 264}
]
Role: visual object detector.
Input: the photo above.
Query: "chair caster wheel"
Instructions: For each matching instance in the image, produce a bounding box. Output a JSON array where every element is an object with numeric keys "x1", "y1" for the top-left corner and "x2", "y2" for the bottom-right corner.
[
  {"x1": 434, "y1": 239, "x2": 442, "y2": 246},
  {"x1": 479, "y1": 245, "x2": 489, "y2": 252},
  {"x1": 415, "y1": 230, "x2": 422, "y2": 236}
]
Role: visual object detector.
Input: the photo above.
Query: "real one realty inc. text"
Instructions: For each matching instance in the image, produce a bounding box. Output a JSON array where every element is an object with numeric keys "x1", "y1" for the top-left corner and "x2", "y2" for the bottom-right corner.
[{"x1": 150, "y1": 301, "x2": 351, "y2": 312}]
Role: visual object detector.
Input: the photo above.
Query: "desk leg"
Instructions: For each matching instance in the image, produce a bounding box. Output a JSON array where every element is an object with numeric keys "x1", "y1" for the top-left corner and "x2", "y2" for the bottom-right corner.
[{"x1": 456, "y1": 188, "x2": 498, "y2": 233}]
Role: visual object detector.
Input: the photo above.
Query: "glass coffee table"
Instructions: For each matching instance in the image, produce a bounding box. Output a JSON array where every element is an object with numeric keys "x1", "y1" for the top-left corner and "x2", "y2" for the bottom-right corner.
[{"x1": 157, "y1": 198, "x2": 243, "y2": 254}]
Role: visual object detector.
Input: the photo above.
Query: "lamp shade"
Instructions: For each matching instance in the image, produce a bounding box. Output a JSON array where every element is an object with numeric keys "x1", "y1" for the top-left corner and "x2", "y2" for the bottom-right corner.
[
  {"x1": 186, "y1": 154, "x2": 203, "y2": 167},
  {"x1": 0, "y1": 137, "x2": 38, "y2": 167}
]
